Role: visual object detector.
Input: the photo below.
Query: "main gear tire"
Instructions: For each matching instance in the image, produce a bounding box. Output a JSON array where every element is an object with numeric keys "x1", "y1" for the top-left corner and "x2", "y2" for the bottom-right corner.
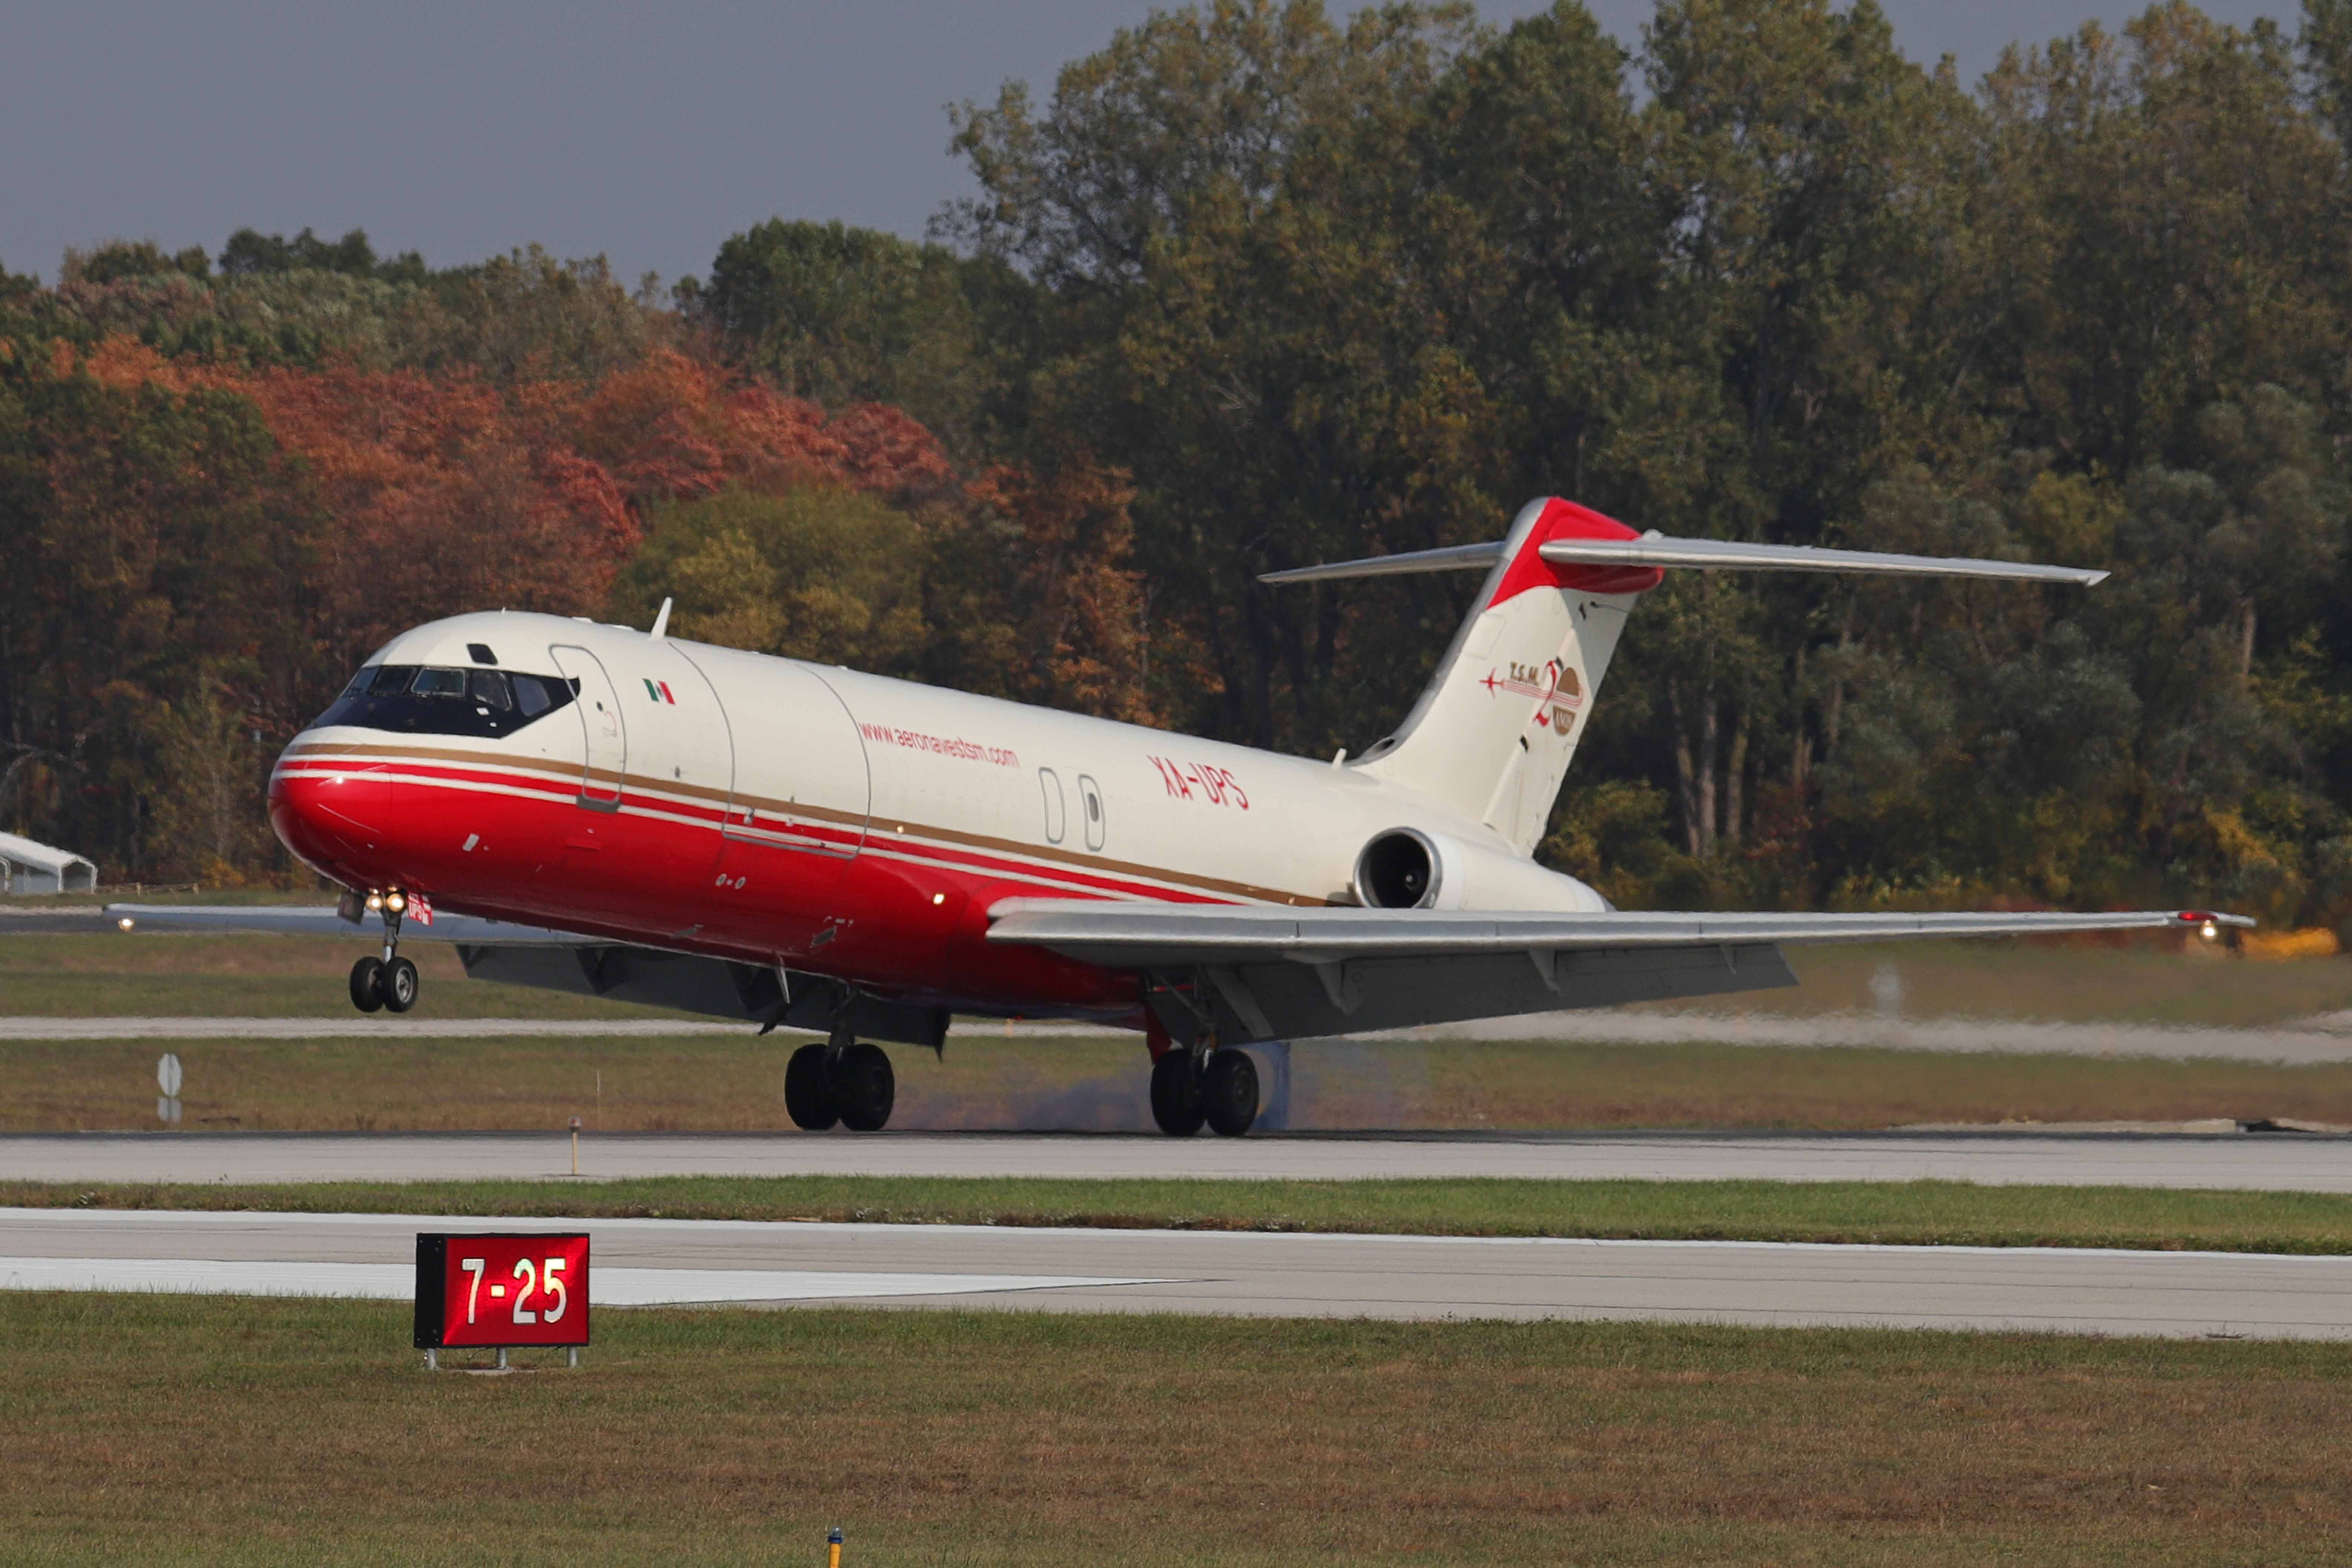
[
  {"x1": 830, "y1": 1043, "x2": 896, "y2": 1132},
  {"x1": 784, "y1": 1043, "x2": 839, "y2": 1131},
  {"x1": 348, "y1": 956, "x2": 385, "y2": 1014},
  {"x1": 1201, "y1": 1049, "x2": 1260, "y2": 1138},
  {"x1": 380, "y1": 956, "x2": 420, "y2": 1014},
  {"x1": 1149, "y1": 1050, "x2": 1206, "y2": 1137}
]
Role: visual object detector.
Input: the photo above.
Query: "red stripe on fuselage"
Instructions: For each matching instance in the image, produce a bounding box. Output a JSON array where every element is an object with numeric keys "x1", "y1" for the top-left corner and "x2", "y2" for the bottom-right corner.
[{"x1": 268, "y1": 755, "x2": 1234, "y2": 1015}]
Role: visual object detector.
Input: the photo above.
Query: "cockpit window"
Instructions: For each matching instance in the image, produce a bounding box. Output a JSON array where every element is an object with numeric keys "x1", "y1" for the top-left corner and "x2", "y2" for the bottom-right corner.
[{"x1": 312, "y1": 664, "x2": 577, "y2": 738}]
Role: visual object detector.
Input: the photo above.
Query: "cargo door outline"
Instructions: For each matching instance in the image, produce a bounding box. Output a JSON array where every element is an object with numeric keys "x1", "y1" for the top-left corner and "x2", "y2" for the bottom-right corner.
[
  {"x1": 549, "y1": 646, "x2": 625, "y2": 810},
  {"x1": 717, "y1": 663, "x2": 870, "y2": 861}
]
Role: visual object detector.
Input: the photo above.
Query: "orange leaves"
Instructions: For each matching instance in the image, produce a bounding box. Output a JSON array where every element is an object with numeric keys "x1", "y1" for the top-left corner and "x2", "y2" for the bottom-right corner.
[
  {"x1": 973, "y1": 455, "x2": 1153, "y2": 723},
  {"x1": 60, "y1": 335, "x2": 977, "y2": 672},
  {"x1": 573, "y1": 348, "x2": 959, "y2": 506}
]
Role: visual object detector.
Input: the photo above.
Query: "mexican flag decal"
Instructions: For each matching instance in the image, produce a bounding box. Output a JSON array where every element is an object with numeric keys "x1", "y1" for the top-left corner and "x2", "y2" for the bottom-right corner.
[{"x1": 643, "y1": 678, "x2": 676, "y2": 704}]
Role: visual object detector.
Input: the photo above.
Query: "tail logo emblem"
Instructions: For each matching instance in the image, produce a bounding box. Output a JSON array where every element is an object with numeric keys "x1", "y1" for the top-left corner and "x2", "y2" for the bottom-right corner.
[{"x1": 1481, "y1": 661, "x2": 1583, "y2": 731}]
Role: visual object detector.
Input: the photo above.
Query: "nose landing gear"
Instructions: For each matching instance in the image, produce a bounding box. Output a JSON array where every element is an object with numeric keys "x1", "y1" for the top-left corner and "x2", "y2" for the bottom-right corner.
[{"x1": 346, "y1": 890, "x2": 419, "y2": 1014}]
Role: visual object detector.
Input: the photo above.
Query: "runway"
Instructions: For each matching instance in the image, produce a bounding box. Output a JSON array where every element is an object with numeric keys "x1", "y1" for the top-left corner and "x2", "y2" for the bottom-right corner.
[
  {"x1": 8, "y1": 1009, "x2": 2352, "y2": 1061},
  {"x1": 4, "y1": 1127, "x2": 2349, "y2": 1189},
  {"x1": 1, "y1": 1206, "x2": 2341, "y2": 1337}
]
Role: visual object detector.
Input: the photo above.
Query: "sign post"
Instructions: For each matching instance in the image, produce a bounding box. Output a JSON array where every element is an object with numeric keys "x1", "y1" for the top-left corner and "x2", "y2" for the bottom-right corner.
[
  {"x1": 156, "y1": 1052, "x2": 182, "y2": 1125},
  {"x1": 414, "y1": 1232, "x2": 590, "y2": 1370}
]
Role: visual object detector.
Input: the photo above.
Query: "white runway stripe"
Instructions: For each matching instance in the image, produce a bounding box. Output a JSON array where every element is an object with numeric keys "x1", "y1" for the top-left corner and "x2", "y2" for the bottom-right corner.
[{"x1": 0, "y1": 1256, "x2": 1164, "y2": 1305}]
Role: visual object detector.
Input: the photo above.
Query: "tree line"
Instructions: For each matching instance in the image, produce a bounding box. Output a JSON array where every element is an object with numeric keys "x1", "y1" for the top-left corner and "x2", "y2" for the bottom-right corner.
[{"x1": 5, "y1": 0, "x2": 2352, "y2": 931}]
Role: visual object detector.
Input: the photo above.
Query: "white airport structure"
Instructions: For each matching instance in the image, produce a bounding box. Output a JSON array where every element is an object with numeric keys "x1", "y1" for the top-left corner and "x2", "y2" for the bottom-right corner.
[{"x1": 0, "y1": 831, "x2": 97, "y2": 894}]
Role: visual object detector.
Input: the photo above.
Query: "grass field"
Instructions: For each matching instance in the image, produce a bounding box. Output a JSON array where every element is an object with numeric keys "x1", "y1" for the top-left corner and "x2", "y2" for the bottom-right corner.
[
  {"x1": 7, "y1": 927, "x2": 2352, "y2": 1024},
  {"x1": 2, "y1": 1292, "x2": 2346, "y2": 1565},
  {"x1": 11, "y1": 930, "x2": 2352, "y2": 1134},
  {"x1": 0, "y1": 932, "x2": 687, "y2": 1019},
  {"x1": 13, "y1": 1029, "x2": 2352, "y2": 1133},
  {"x1": 9, "y1": 1174, "x2": 2352, "y2": 1254}
]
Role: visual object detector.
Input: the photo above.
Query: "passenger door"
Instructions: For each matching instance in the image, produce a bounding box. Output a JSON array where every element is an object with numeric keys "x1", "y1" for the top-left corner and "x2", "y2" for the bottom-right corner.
[{"x1": 548, "y1": 646, "x2": 625, "y2": 809}]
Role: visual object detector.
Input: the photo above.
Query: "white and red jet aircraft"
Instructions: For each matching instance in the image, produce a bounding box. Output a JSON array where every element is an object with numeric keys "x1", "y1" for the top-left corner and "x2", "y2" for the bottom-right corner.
[{"x1": 116, "y1": 498, "x2": 2249, "y2": 1136}]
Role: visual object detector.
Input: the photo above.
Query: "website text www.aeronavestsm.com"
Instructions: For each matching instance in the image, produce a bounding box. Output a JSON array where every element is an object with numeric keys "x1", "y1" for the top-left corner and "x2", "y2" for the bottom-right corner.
[{"x1": 857, "y1": 722, "x2": 1021, "y2": 768}]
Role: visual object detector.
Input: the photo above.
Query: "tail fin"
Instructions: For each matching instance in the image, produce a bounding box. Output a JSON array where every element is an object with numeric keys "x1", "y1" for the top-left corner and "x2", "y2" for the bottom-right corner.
[{"x1": 1266, "y1": 497, "x2": 2105, "y2": 856}]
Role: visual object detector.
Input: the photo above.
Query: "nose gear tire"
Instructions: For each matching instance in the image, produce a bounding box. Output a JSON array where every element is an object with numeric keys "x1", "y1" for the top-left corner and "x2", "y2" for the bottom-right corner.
[
  {"x1": 1202, "y1": 1049, "x2": 1259, "y2": 1138},
  {"x1": 1149, "y1": 1050, "x2": 1206, "y2": 1137},
  {"x1": 830, "y1": 1043, "x2": 895, "y2": 1132},
  {"x1": 784, "y1": 1043, "x2": 839, "y2": 1131},
  {"x1": 348, "y1": 957, "x2": 385, "y2": 1014},
  {"x1": 381, "y1": 956, "x2": 420, "y2": 1014}
]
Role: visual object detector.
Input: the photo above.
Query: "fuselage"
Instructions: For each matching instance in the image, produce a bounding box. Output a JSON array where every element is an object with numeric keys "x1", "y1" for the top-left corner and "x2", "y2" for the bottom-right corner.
[{"x1": 268, "y1": 611, "x2": 1606, "y2": 1026}]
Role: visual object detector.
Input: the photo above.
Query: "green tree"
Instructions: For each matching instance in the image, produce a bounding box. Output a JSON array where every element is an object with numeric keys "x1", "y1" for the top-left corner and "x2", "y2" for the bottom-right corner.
[
  {"x1": 689, "y1": 220, "x2": 1021, "y2": 452},
  {"x1": 608, "y1": 487, "x2": 929, "y2": 674}
]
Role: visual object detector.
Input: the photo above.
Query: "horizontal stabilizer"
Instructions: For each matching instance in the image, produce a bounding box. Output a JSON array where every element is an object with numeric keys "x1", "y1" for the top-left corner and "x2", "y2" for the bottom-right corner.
[
  {"x1": 1537, "y1": 535, "x2": 2107, "y2": 585},
  {"x1": 1260, "y1": 531, "x2": 2106, "y2": 587},
  {"x1": 1258, "y1": 541, "x2": 1503, "y2": 585}
]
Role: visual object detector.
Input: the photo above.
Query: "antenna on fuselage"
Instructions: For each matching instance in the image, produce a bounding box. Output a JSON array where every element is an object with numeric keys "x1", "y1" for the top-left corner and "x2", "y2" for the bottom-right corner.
[{"x1": 649, "y1": 597, "x2": 672, "y2": 641}]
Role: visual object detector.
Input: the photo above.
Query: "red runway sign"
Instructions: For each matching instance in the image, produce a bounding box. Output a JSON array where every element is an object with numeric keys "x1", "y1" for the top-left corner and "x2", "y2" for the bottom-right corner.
[{"x1": 414, "y1": 1233, "x2": 590, "y2": 1350}]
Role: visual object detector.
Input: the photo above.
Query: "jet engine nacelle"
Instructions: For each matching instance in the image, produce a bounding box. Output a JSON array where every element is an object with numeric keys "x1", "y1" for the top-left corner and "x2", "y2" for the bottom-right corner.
[{"x1": 1351, "y1": 827, "x2": 1608, "y2": 914}]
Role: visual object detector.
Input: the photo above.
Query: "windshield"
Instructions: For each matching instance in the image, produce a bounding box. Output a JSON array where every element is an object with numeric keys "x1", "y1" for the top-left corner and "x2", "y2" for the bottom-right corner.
[{"x1": 312, "y1": 665, "x2": 578, "y2": 739}]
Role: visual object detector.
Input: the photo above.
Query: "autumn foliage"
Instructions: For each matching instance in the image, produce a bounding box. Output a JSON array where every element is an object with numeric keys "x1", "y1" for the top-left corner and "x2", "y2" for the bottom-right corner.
[{"x1": 5, "y1": 331, "x2": 1145, "y2": 878}]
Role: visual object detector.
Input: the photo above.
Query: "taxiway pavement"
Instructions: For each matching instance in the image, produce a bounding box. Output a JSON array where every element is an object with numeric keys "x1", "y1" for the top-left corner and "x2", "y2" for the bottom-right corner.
[
  {"x1": 1, "y1": 1206, "x2": 2340, "y2": 1338},
  {"x1": 3, "y1": 1128, "x2": 2347, "y2": 1190},
  {"x1": 10, "y1": 1010, "x2": 2352, "y2": 1061}
]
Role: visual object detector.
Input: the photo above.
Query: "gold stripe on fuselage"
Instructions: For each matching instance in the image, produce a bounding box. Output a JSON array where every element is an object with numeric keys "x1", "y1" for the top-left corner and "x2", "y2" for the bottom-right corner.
[{"x1": 280, "y1": 741, "x2": 1330, "y2": 908}]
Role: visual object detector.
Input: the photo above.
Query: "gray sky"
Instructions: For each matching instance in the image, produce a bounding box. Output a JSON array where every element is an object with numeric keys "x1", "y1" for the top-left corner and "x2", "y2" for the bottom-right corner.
[{"x1": 0, "y1": 1, "x2": 2292, "y2": 289}]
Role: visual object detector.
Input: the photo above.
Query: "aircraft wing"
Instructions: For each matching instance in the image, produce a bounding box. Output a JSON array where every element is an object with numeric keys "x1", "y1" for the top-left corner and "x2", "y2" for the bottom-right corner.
[
  {"x1": 96, "y1": 903, "x2": 597, "y2": 946},
  {"x1": 986, "y1": 900, "x2": 2253, "y2": 1044}
]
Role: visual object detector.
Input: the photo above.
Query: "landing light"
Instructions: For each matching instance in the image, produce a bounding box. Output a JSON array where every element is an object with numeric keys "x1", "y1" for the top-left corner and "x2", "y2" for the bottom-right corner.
[
  {"x1": 385, "y1": 891, "x2": 407, "y2": 914},
  {"x1": 2201, "y1": 919, "x2": 2219, "y2": 942},
  {"x1": 366, "y1": 892, "x2": 384, "y2": 912}
]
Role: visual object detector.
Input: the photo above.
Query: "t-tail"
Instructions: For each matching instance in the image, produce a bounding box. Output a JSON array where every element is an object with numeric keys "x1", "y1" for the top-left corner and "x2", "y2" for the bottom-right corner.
[{"x1": 1261, "y1": 497, "x2": 2109, "y2": 856}]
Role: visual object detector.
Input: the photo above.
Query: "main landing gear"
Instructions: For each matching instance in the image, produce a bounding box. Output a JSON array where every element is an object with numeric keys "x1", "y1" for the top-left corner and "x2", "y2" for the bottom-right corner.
[
  {"x1": 785, "y1": 1037, "x2": 897, "y2": 1132},
  {"x1": 1151, "y1": 1047, "x2": 1258, "y2": 1138},
  {"x1": 348, "y1": 890, "x2": 419, "y2": 1015}
]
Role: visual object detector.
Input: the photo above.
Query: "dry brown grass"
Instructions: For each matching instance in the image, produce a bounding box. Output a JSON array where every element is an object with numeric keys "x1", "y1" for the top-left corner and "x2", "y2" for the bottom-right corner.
[
  {"x1": 1641, "y1": 935, "x2": 2352, "y2": 1026},
  {"x1": 11, "y1": 1030, "x2": 2352, "y2": 1134},
  {"x1": 10, "y1": 930, "x2": 2352, "y2": 1133},
  {"x1": 6, "y1": 930, "x2": 2350, "y2": 1025},
  {"x1": 0, "y1": 933, "x2": 685, "y2": 1018},
  {"x1": 1, "y1": 1293, "x2": 2346, "y2": 1565}
]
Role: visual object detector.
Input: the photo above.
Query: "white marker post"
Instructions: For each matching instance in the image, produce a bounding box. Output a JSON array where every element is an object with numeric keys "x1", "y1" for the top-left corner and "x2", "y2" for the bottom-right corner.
[{"x1": 156, "y1": 1052, "x2": 182, "y2": 1125}]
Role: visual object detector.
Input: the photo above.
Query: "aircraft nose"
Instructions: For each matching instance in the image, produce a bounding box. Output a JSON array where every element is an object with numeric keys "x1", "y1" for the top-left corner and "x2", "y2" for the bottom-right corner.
[{"x1": 269, "y1": 736, "x2": 395, "y2": 873}]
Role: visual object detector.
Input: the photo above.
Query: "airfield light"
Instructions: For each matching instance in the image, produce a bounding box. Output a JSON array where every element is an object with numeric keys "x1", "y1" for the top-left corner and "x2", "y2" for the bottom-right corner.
[{"x1": 116, "y1": 916, "x2": 134, "y2": 931}]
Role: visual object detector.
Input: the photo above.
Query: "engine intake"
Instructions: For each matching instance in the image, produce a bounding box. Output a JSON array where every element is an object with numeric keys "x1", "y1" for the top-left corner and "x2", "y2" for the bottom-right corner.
[{"x1": 1355, "y1": 828, "x2": 1441, "y2": 910}]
